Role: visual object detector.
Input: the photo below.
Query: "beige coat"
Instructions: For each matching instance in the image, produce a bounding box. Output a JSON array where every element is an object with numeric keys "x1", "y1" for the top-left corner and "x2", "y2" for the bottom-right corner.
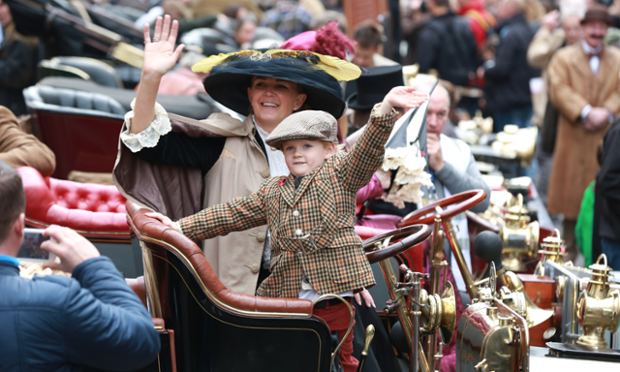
[
  {"x1": 114, "y1": 113, "x2": 269, "y2": 295},
  {"x1": 547, "y1": 43, "x2": 620, "y2": 219},
  {"x1": 527, "y1": 27, "x2": 565, "y2": 127},
  {"x1": 0, "y1": 106, "x2": 55, "y2": 176}
]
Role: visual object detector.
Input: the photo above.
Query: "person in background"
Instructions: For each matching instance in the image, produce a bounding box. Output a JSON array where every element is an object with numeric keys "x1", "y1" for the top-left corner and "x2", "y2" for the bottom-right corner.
[
  {"x1": 401, "y1": 0, "x2": 432, "y2": 65},
  {"x1": 0, "y1": 160, "x2": 160, "y2": 370},
  {"x1": 416, "y1": 0, "x2": 480, "y2": 115},
  {"x1": 456, "y1": 0, "x2": 497, "y2": 51},
  {"x1": 261, "y1": 0, "x2": 314, "y2": 40},
  {"x1": 528, "y1": 8, "x2": 582, "y2": 205},
  {"x1": 547, "y1": 4, "x2": 620, "y2": 262},
  {"x1": 311, "y1": 10, "x2": 348, "y2": 33},
  {"x1": 596, "y1": 118, "x2": 620, "y2": 270},
  {"x1": 234, "y1": 14, "x2": 258, "y2": 49},
  {"x1": 0, "y1": 0, "x2": 38, "y2": 116},
  {"x1": 0, "y1": 106, "x2": 55, "y2": 177},
  {"x1": 478, "y1": 0, "x2": 537, "y2": 131},
  {"x1": 351, "y1": 21, "x2": 398, "y2": 68}
]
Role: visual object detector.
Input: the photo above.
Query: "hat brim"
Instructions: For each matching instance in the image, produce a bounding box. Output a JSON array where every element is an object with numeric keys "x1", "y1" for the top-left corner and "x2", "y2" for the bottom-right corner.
[
  {"x1": 203, "y1": 57, "x2": 345, "y2": 118},
  {"x1": 346, "y1": 92, "x2": 375, "y2": 111},
  {"x1": 265, "y1": 133, "x2": 334, "y2": 150}
]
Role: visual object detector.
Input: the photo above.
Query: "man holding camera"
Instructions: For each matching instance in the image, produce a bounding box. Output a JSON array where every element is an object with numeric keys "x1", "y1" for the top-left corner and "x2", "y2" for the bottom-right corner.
[{"x1": 0, "y1": 160, "x2": 160, "y2": 370}]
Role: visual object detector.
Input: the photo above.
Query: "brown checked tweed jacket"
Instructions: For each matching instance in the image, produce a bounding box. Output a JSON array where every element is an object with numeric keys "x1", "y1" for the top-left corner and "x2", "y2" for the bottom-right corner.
[{"x1": 179, "y1": 104, "x2": 398, "y2": 298}]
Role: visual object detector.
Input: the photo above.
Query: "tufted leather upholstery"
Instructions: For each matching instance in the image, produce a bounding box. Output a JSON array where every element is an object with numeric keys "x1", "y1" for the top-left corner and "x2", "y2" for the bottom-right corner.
[
  {"x1": 24, "y1": 85, "x2": 126, "y2": 117},
  {"x1": 17, "y1": 167, "x2": 129, "y2": 235},
  {"x1": 126, "y1": 200, "x2": 314, "y2": 315},
  {"x1": 52, "y1": 57, "x2": 124, "y2": 89}
]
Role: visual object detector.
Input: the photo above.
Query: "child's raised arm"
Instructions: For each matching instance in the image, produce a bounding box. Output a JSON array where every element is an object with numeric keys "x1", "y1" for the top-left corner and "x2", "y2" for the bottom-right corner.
[
  {"x1": 338, "y1": 87, "x2": 428, "y2": 192},
  {"x1": 378, "y1": 86, "x2": 429, "y2": 115}
]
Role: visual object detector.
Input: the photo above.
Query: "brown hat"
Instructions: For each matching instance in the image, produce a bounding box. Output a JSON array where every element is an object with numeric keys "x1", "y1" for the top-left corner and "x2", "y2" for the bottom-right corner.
[
  {"x1": 265, "y1": 110, "x2": 338, "y2": 150},
  {"x1": 581, "y1": 4, "x2": 612, "y2": 26}
]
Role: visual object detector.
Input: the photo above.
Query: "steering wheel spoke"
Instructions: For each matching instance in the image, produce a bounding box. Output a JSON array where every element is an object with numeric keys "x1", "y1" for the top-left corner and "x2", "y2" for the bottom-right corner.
[
  {"x1": 363, "y1": 224, "x2": 432, "y2": 264},
  {"x1": 398, "y1": 189, "x2": 487, "y2": 227}
]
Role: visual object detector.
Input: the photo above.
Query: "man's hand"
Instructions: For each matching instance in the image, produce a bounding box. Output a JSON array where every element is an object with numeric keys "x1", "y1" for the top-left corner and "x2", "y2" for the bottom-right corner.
[
  {"x1": 542, "y1": 10, "x2": 560, "y2": 32},
  {"x1": 41, "y1": 225, "x2": 100, "y2": 273},
  {"x1": 427, "y1": 133, "x2": 444, "y2": 171},
  {"x1": 354, "y1": 288, "x2": 376, "y2": 308},
  {"x1": 585, "y1": 107, "x2": 611, "y2": 131},
  {"x1": 375, "y1": 169, "x2": 392, "y2": 189}
]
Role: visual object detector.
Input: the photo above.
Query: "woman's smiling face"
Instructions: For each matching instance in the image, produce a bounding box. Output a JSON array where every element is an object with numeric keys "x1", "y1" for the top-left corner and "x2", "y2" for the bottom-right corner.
[{"x1": 247, "y1": 77, "x2": 307, "y2": 128}]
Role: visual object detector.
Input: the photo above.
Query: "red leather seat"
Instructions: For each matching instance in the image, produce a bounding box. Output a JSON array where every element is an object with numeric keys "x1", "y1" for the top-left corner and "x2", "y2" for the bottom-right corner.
[{"x1": 17, "y1": 166, "x2": 130, "y2": 239}]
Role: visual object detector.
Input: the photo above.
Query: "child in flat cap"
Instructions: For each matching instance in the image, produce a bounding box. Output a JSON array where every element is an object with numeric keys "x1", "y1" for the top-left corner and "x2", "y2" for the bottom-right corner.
[{"x1": 148, "y1": 86, "x2": 427, "y2": 372}]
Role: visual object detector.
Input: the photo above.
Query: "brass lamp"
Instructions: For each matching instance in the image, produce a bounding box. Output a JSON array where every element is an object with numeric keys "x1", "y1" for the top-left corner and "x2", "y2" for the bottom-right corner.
[
  {"x1": 500, "y1": 194, "x2": 540, "y2": 272},
  {"x1": 534, "y1": 229, "x2": 565, "y2": 275},
  {"x1": 576, "y1": 254, "x2": 620, "y2": 348}
]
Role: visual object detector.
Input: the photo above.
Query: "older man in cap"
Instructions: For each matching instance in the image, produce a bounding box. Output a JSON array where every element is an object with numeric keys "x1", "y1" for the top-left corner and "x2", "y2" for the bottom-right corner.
[{"x1": 547, "y1": 4, "x2": 620, "y2": 262}]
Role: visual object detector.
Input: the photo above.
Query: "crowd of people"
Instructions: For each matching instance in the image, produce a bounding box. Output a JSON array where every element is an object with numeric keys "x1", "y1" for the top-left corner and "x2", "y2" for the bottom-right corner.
[{"x1": 2, "y1": 0, "x2": 620, "y2": 371}]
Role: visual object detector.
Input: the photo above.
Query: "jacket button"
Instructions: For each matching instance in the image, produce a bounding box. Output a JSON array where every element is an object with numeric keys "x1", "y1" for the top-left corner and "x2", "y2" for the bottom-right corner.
[
  {"x1": 261, "y1": 168, "x2": 270, "y2": 178},
  {"x1": 295, "y1": 229, "x2": 303, "y2": 236},
  {"x1": 292, "y1": 210, "x2": 300, "y2": 217},
  {"x1": 251, "y1": 264, "x2": 260, "y2": 274},
  {"x1": 256, "y1": 232, "x2": 266, "y2": 242}
]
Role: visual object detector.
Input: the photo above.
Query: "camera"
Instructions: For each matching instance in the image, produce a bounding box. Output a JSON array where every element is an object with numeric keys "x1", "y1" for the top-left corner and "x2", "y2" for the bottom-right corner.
[{"x1": 18, "y1": 228, "x2": 56, "y2": 261}]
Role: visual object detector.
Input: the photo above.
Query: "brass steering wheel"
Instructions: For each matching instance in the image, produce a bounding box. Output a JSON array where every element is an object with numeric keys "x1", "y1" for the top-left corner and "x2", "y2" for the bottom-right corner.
[
  {"x1": 363, "y1": 224, "x2": 432, "y2": 264},
  {"x1": 398, "y1": 189, "x2": 487, "y2": 227}
]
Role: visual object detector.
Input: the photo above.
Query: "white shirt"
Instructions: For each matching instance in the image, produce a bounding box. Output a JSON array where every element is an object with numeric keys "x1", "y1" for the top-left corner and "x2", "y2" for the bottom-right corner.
[{"x1": 582, "y1": 39, "x2": 603, "y2": 75}]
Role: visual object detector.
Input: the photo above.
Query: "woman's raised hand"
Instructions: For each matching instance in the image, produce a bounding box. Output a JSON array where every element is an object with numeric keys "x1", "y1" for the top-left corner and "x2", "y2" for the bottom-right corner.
[
  {"x1": 143, "y1": 15, "x2": 185, "y2": 77},
  {"x1": 380, "y1": 86, "x2": 429, "y2": 114}
]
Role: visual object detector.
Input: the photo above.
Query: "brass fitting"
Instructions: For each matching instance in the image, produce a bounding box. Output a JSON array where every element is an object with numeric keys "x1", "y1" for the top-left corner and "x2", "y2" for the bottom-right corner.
[
  {"x1": 534, "y1": 229, "x2": 565, "y2": 275},
  {"x1": 500, "y1": 194, "x2": 540, "y2": 272},
  {"x1": 576, "y1": 254, "x2": 620, "y2": 348}
]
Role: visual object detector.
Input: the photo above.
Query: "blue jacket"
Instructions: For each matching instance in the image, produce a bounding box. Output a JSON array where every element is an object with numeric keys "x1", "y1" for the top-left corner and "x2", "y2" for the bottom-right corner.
[{"x1": 0, "y1": 256, "x2": 160, "y2": 371}]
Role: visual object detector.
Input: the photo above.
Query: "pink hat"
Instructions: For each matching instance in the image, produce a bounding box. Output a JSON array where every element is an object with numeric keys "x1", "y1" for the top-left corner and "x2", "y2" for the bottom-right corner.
[{"x1": 280, "y1": 21, "x2": 355, "y2": 60}]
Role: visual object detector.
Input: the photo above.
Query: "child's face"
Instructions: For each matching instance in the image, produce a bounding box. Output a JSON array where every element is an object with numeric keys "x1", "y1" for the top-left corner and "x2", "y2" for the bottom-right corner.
[{"x1": 282, "y1": 139, "x2": 336, "y2": 177}]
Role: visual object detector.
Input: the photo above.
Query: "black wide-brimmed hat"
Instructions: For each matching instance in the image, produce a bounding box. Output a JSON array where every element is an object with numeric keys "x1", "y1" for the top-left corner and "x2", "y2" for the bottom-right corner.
[
  {"x1": 346, "y1": 65, "x2": 404, "y2": 111},
  {"x1": 193, "y1": 49, "x2": 361, "y2": 118}
]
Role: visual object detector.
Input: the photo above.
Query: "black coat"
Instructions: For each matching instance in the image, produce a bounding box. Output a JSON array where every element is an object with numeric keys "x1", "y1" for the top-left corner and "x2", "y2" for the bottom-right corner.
[
  {"x1": 597, "y1": 119, "x2": 620, "y2": 242},
  {"x1": 0, "y1": 25, "x2": 37, "y2": 116},
  {"x1": 484, "y1": 13, "x2": 538, "y2": 110},
  {"x1": 416, "y1": 12, "x2": 479, "y2": 87}
]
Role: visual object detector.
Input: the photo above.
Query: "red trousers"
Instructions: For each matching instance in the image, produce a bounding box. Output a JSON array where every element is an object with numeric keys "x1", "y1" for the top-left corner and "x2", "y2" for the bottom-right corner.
[{"x1": 313, "y1": 301, "x2": 358, "y2": 372}]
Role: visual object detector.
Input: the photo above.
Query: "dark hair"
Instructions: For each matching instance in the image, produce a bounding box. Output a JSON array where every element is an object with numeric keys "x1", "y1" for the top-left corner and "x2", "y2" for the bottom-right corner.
[
  {"x1": 432, "y1": 0, "x2": 451, "y2": 8},
  {"x1": 224, "y1": 4, "x2": 245, "y2": 19},
  {"x1": 234, "y1": 14, "x2": 258, "y2": 32},
  {"x1": 0, "y1": 161, "x2": 25, "y2": 243},
  {"x1": 353, "y1": 22, "x2": 383, "y2": 49}
]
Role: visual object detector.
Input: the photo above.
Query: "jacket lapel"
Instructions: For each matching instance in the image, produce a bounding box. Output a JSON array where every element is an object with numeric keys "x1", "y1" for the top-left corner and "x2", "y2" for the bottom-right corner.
[
  {"x1": 279, "y1": 175, "x2": 296, "y2": 207},
  {"x1": 570, "y1": 44, "x2": 594, "y2": 81},
  {"x1": 292, "y1": 166, "x2": 324, "y2": 205}
]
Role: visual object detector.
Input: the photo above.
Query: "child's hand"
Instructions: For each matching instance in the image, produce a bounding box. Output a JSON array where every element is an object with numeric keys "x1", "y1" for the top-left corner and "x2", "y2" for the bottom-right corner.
[
  {"x1": 145, "y1": 212, "x2": 179, "y2": 232},
  {"x1": 379, "y1": 86, "x2": 428, "y2": 115}
]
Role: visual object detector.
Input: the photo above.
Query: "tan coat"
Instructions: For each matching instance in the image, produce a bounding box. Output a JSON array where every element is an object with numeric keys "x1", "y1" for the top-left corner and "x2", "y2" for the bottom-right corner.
[
  {"x1": 547, "y1": 43, "x2": 620, "y2": 219},
  {"x1": 0, "y1": 106, "x2": 55, "y2": 176},
  {"x1": 527, "y1": 27, "x2": 565, "y2": 127}
]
